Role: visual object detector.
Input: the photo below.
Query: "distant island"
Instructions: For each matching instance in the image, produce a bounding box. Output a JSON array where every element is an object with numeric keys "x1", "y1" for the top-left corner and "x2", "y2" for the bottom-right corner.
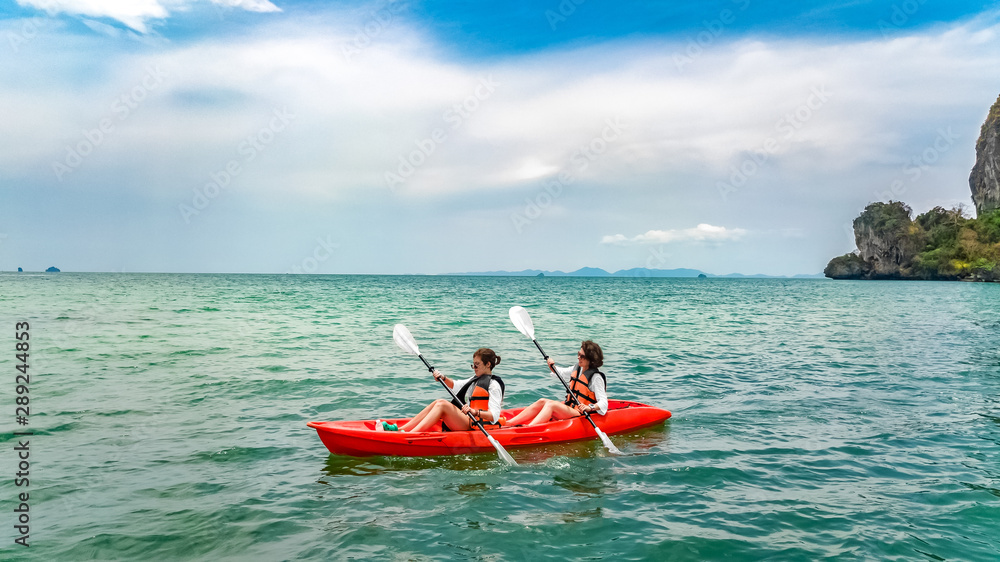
[
  {"x1": 826, "y1": 93, "x2": 1000, "y2": 282},
  {"x1": 451, "y1": 267, "x2": 824, "y2": 279},
  {"x1": 10, "y1": 267, "x2": 60, "y2": 272}
]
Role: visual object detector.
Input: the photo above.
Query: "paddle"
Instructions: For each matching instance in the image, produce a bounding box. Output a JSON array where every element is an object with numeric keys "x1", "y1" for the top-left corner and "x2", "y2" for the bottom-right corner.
[
  {"x1": 508, "y1": 306, "x2": 623, "y2": 455},
  {"x1": 391, "y1": 324, "x2": 517, "y2": 465}
]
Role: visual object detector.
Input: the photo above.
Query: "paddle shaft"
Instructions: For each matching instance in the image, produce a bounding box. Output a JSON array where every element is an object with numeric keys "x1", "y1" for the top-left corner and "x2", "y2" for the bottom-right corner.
[
  {"x1": 418, "y1": 354, "x2": 498, "y2": 438},
  {"x1": 530, "y1": 338, "x2": 606, "y2": 434}
]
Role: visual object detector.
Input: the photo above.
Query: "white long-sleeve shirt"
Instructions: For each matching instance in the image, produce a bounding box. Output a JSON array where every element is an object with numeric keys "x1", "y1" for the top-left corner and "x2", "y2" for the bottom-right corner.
[
  {"x1": 451, "y1": 375, "x2": 503, "y2": 423},
  {"x1": 553, "y1": 364, "x2": 608, "y2": 415}
]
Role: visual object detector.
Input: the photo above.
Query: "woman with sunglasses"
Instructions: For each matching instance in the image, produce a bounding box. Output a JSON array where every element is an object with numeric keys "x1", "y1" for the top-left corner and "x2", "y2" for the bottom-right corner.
[
  {"x1": 507, "y1": 340, "x2": 607, "y2": 427},
  {"x1": 378, "y1": 348, "x2": 505, "y2": 433}
]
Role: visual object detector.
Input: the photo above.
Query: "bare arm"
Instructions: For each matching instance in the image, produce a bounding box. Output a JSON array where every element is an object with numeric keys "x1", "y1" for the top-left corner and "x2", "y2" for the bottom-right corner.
[
  {"x1": 549, "y1": 361, "x2": 573, "y2": 385},
  {"x1": 484, "y1": 380, "x2": 502, "y2": 423},
  {"x1": 590, "y1": 375, "x2": 608, "y2": 415},
  {"x1": 433, "y1": 370, "x2": 456, "y2": 389}
]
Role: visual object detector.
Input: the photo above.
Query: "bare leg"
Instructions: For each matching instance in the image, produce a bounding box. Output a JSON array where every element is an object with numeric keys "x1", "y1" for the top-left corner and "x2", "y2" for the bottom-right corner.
[
  {"x1": 528, "y1": 399, "x2": 581, "y2": 426},
  {"x1": 400, "y1": 399, "x2": 449, "y2": 432},
  {"x1": 408, "y1": 401, "x2": 472, "y2": 433},
  {"x1": 507, "y1": 399, "x2": 548, "y2": 425}
]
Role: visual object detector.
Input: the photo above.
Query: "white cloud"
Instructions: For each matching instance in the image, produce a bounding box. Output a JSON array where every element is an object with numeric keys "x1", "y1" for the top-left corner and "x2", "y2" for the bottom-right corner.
[
  {"x1": 80, "y1": 17, "x2": 123, "y2": 37},
  {"x1": 211, "y1": 0, "x2": 280, "y2": 13},
  {"x1": 15, "y1": 0, "x2": 279, "y2": 33},
  {"x1": 2, "y1": 10, "x2": 999, "y2": 206},
  {"x1": 5, "y1": 8, "x2": 1000, "y2": 275},
  {"x1": 601, "y1": 224, "x2": 747, "y2": 245},
  {"x1": 17, "y1": 0, "x2": 168, "y2": 32}
]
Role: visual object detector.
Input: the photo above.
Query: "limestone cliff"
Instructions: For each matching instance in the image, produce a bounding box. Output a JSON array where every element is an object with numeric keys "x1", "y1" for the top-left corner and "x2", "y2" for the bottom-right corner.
[
  {"x1": 970, "y1": 94, "x2": 1000, "y2": 216},
  {"x1": 852, "y1": 201, "x2": 919, "y2": 278},
  {"x1": 826, "y1": 94, "x2": 1000, "y2": 282},
  {"x1": 823, "y1": 252, "x2": 869, "y2": 279}
]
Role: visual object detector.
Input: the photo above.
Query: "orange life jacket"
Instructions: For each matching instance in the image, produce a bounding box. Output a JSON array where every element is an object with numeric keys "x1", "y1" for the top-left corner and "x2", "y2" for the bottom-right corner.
[
  {"x1": 453, "y1": 375, "x2": 506, "y2": 426},
  {"x1": 564, "y1": 367, "x2": 607, "y2": 407}
]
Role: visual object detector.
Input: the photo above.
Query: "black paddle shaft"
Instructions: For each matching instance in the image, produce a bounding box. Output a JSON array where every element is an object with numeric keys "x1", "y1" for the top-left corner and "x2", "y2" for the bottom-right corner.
[
  {"x1": 417, "y1": 353, "x2": 495, "y2": 437},
  {"x1": 531, "y1": 339, "x2": 604, "y2": 432},
  {"x1": 533, "y1": 339, "x2": 548, "y2": 359},
  {"x1": 418, "y1": 355, "x2": 435, "y2": 372}
]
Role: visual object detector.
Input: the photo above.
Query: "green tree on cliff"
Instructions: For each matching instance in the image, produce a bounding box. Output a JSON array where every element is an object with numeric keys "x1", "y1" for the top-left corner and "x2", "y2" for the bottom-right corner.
[{"x1": 828, "y1": 203, "x2": 1000, "y2": 281}]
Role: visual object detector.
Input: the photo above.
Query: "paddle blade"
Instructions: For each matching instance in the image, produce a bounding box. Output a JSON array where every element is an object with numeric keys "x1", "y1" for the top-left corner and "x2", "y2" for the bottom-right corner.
[
  {"x1": 487, "y1": 435, "x2": 518, "y2": 465},
  {"x1": 508, "y1": 306, "x2": 535, "y2": 339},
  {"x1": 595, "y1": 427, "x2": 623, "y2": 455},
  {"x1": 392, "y1": 324, "x2": 420, "y2": 356}
]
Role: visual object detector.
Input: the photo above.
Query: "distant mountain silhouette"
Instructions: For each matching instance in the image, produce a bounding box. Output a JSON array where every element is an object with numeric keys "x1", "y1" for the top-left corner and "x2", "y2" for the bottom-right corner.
[{"x1": 449, "y1": 267, "x2": 824, "y2": 278}]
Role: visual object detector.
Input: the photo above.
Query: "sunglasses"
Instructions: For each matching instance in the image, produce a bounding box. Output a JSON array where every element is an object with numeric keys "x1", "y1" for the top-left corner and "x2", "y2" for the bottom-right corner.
[
  {"x1": 577, "y1": 352, "x2": 586, "y2": 359},
  {"x1": 471, "y1": 363, "x2": 484, "y2": 369}
]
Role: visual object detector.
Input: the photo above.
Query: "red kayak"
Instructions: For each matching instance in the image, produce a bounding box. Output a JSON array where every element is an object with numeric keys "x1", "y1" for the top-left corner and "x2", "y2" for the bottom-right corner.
[{"x1": 307, "y1": 399, "x2": 671, "y2": 457}]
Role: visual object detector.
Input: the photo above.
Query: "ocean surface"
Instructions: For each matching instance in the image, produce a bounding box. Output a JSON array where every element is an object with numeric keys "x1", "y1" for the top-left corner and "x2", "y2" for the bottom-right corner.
[{"x1": 0, "y1": 273, "x2": 998, "y2": 560}]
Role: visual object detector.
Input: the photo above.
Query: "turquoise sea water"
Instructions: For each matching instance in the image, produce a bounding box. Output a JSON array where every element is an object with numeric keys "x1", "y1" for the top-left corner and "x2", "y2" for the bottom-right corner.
[{"x1": 0, "y1": 273, "x2": 998, "y2": 560}]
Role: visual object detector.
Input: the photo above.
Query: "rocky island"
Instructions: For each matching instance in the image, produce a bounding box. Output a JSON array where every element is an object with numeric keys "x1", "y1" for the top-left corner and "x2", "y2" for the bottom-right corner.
[{"x1": 826, "y1": 94, "x2": 1000, "y2": 282}]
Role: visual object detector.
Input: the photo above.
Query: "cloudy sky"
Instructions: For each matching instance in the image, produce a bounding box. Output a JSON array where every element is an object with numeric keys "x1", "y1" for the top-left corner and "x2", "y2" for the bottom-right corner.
[{"x1": 1, "y1": 0, "x2": 998, "y2": 275}]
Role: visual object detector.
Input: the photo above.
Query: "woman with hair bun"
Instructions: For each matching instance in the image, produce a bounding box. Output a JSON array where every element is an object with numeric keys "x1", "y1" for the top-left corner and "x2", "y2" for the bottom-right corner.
[
  {"x1": 507, "y1": 340, "x2": 607, "y2": 427},
  {"x1": 379, "y1": 348, "x2": 506, "y2": 433}
]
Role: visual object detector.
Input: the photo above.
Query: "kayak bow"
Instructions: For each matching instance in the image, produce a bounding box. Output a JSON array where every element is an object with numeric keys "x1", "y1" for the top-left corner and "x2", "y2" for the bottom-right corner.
[{"x1": 307, "y1": 400, "x2": 670, "y2": 457}]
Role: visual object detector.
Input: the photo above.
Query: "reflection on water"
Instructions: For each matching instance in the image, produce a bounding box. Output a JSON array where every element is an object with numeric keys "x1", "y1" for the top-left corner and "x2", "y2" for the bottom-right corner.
[
  {"x1": 623, "y1": 423, "x2": 672, "y2": 453},
  {"x1": 451, "y1": 482, "x2": 490, "y2": 497},
  {"x1": 553, "y1": 460, "x2": 618, "y2": 496},
  {"x1": 506, "y1": 505, "x2": 606, "y2": 527},
  {"x1": 10, "y1": 274, "x2": 1000, "y2": 560},
  {"x1": 561, "y1": 507, "x2": 603, "y2": 523},
  {"x1": 317, "y1": 422, "x2": 672, "y2": 479},
  {"x1": 961, "y1": 481, "x2": 1000, "y2": 500},
  {"x1": 512, "y1": 440, "x2": 599, "y2": 464},
  {"x1": 319, "y1": 451, "x2": 510, "y2": 478}
]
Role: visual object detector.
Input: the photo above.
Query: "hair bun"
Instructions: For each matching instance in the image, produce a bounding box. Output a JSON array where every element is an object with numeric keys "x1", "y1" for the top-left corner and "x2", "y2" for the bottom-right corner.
[{"x1": 494, "y1": 355, "x2": 501, "y2": 366}]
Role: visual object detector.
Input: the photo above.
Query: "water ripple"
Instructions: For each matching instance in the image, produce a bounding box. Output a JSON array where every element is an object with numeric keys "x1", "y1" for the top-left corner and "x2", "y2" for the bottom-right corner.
[{"x1": 0, "y1": 274, "x2": 997, "y2": 560}]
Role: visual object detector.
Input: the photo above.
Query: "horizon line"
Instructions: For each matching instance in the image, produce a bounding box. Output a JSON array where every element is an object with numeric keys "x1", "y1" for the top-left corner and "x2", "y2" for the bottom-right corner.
[{"x1": 1, "y1": 269, "x2": 826, "y2": 278}]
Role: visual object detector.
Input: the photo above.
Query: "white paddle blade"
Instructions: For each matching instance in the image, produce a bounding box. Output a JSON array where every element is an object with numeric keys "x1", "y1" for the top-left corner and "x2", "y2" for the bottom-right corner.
[
  {"x1": 595, "y1": 427, "x2": 623, "y2": 455},
  {"x1": 392, "y1": 324, "x2": 420, "y2": 356},
  {"x1": 487, "y1": 435, "x2": 518, "y2": 465},
  {"x1": 508, "y1": 306, "x2": 535, "y2": 339}
]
